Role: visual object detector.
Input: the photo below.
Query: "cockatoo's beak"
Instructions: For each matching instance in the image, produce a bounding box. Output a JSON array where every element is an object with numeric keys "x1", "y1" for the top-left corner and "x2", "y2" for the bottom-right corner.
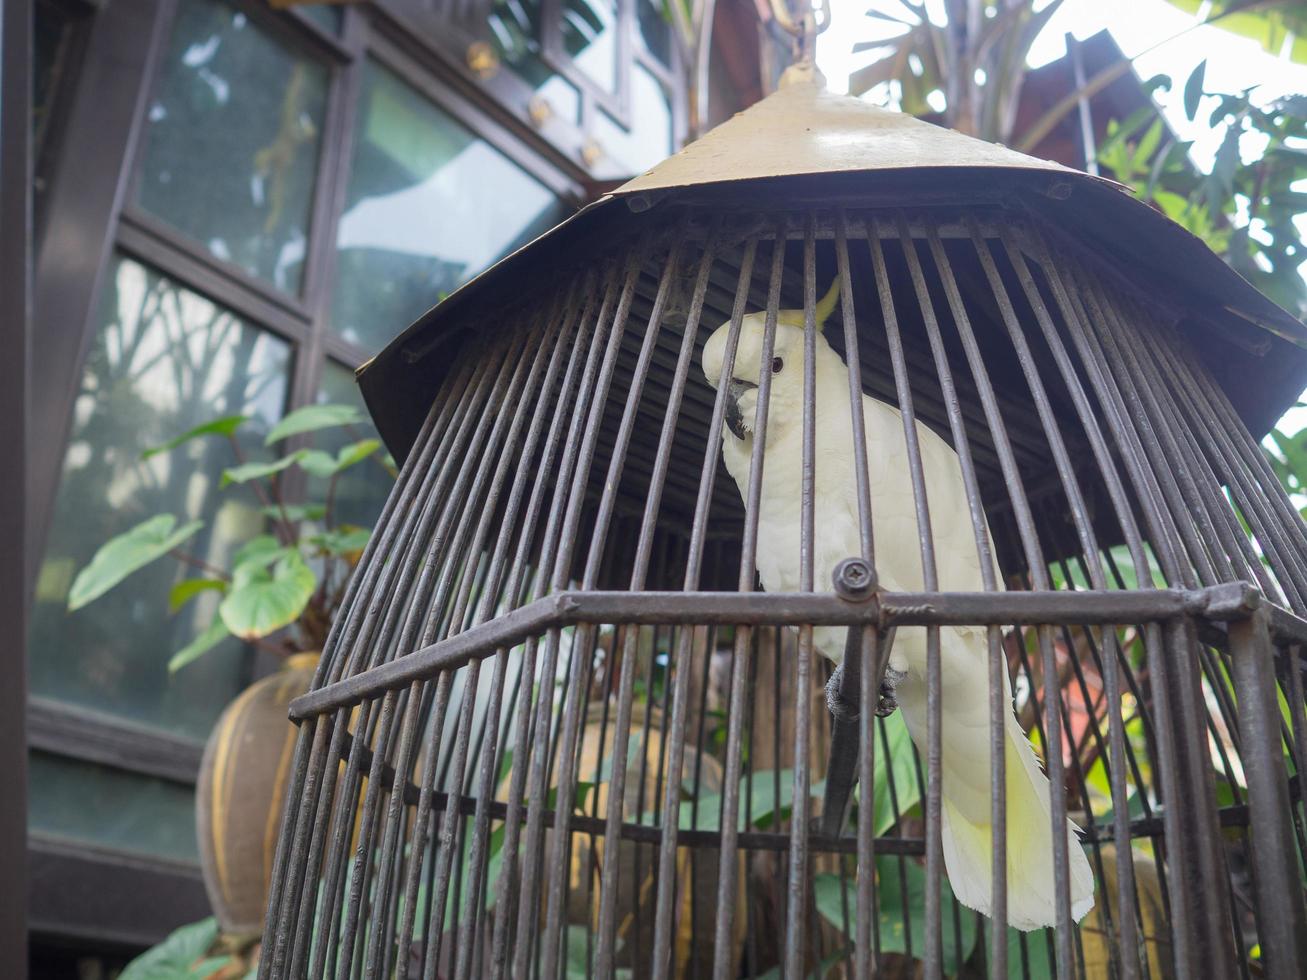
[{"x1": 725, "y1": 379, "x2": 757, "y2": 440}]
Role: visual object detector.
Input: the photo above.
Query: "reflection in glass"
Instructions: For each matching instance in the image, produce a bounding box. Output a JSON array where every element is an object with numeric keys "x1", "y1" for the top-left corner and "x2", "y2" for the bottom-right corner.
[
  {"x1": 298, "y1": 1, "x2": 343, "y2": 34},
  {"x1": 313, "y1": 361, "x2": 392, "y2": 532},
  {"x1": 28, "y1": 752, "x2": 201, "y2": 863},
  {"x1": 331, "y1": 61, "x2": 567, "y2": 353},
  {"x1": 29, "y1": 256, "x2": 291, "y2": 740},
  {"x1": 562, "y1": 0, "x2": 618, "y2": 90},
  {"x1": 137, "y1": 0, "x2": 327, "y2": 293},
  {"x1": 593, "y1": 64, "x2": 673, "y2": 174},
  {"x1": 637, "y1": 0, "x2": 673, "y2": 65},
  {"x1": 488, "y1": 0, "x2": 582, "y2": 123}
]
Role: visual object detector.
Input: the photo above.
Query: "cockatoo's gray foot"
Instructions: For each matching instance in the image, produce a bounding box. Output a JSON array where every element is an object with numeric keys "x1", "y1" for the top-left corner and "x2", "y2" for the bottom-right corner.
[
  {"x1": 875, "y1": 666, "x2": 906, "y2": 717},
  {"x1": 824, "y1": 664, "x2": 858, "y2": 722},
  {"x1": 824, "y1": 664, "x2": 906, "y2": 721}
]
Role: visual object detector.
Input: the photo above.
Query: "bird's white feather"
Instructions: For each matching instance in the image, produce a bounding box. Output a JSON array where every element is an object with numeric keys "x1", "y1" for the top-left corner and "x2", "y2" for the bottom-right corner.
[{"x1": 702, "y1": 310, "x2": 1096, "y2": 930}]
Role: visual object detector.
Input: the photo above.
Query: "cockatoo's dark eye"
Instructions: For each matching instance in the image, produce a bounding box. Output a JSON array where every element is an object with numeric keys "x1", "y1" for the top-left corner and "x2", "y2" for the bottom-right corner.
[{"x1": 771, "y1": 357, "x2": 784, "y2": 374}]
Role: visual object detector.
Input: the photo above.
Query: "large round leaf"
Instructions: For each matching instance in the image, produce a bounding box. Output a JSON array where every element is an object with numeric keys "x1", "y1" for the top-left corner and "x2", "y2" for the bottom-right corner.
[
  {"x1": 218, "y1": 549, "x2": 316, "y2": 640},
  {"x1": 68, "y1": 514, "x2": 204, "y2": 611},
  {"x1": 117, "y1": 916, "x2": 231, "y2": 980}
]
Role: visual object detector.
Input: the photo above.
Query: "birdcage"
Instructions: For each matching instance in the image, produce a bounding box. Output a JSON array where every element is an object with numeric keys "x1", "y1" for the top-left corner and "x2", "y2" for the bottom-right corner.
[{"x1": 259, "y1": 67, "x2": 1307, "y2": 980}]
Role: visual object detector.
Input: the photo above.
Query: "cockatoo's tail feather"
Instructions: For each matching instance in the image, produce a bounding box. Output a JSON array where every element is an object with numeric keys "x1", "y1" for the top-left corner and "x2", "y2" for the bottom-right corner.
[{"x1": 936, "y1": 705, "x2": 1096, "y2": 930}]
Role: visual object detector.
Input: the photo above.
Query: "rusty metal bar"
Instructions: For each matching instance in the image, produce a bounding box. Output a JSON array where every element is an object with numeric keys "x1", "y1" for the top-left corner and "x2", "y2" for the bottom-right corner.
[
  {"x1": 781, "y1": 215, "x2": 819, "y2": 978},
  {"x1": 514, "y1": 249, "x2": 640, "y2": 980},
  {"x1": 288, "y1": 583, "x2": 1271, "y2": 721},
  {"x1": 593, "y1": 224, "x2": 717, "y2": 976},
  {"x1": 649, "y1": 228, "x2": 759, "y2": 980},
  {"x1": 1229, "y1": 610, "x2": 1307, "y2": 980},
  {"x1": 712, "y1": 220, "x2": 787, "y2": 980}
]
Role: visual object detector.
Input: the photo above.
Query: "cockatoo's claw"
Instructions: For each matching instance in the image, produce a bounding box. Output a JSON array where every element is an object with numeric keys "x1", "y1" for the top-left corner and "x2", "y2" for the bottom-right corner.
[
  {"x1": 824, "y1": 665, "x2": 860, "y2": 723},
  {"x1": 874, "y1": 685, "x2": 898, "y2": 717},
  {"x1": 826, "y1": 664, "x2": 906, "y2": 721},
  {"x1": 875, "y1": 666, "x2": 907, "y2": 718}
]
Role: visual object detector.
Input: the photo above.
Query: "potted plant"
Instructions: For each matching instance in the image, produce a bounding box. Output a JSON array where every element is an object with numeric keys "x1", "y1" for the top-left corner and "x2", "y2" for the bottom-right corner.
[{"x1": 69, "y1": 403, "x2": 392, "y2": 951}]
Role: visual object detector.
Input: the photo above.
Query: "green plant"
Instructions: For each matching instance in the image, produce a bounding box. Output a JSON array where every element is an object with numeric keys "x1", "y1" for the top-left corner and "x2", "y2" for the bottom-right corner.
[
  {"x1": 1098, "y1": 73, "x2": 1307, "y2": 318},
  {"x1": 67, "y1": 403, "x2": 392, "y2": 670},
  {"x1": 849, "y1": 1, "x2": 1306, "y2": 153},
  {"x1": 117, "y1": 917, "x2": 241, "y2": 980}
]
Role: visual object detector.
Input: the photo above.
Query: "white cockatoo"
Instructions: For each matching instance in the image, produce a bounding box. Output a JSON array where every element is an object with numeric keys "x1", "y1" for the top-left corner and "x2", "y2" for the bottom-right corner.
[{"x1": 700, "y1": 278, "x2": 1095, "y2": 931}]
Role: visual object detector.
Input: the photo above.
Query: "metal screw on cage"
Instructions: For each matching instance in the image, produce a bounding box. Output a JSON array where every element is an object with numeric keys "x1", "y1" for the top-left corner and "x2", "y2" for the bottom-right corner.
[{"x1": 832, "y1": 557, "x2": 877, "y2": 601}]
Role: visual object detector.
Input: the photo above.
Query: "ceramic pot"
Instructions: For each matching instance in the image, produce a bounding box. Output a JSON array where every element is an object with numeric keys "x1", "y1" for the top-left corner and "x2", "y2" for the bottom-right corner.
[{"x1": 196, "y1": 652, "x2": 319, "y2": 936}]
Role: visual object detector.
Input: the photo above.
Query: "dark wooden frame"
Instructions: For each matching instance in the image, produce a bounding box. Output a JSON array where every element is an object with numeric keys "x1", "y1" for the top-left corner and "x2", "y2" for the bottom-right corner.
[
  {"x1": 2, "y1": 0, "x2": 32, "y2": 970},
  {"x1": 24, "y1": 0, "x2": 668, "y2": 951}
]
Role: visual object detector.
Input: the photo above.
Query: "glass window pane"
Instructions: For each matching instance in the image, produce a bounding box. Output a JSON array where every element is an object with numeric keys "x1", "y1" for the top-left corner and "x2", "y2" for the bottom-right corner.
[
  {"x1": 28, "y1": 751, "x2": 200, "y2": 864},
  {"x1": 137, "y1": 0, "x2": 328, "y2": 293},
  {"x1": 487, "y1": 0, "x2": 581, "y2": 125},
  {"x1": 637, "y1": 0, "x2": 672, "y2": 65},
  {"x1": 331, "y1": 61, "x2": 568, "y2": 353},
  {"x1": 313, "y1": 361, "x2": 392, "y2": 531},
  {"x1": 29, "y1": 255, "x2": 291, "y2": 740},
  {"x1": 592, "y1": 64, "x2": 672, "y2": 173},
  {"x1": 298, "y1": 2, "x2": 342, "y2": 34},
  {"x1": 562, "y1": 0, "x2": 617, "y2": 91}
]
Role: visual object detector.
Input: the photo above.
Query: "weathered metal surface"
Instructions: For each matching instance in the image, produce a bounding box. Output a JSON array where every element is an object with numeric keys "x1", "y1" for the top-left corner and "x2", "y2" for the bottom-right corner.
[{"x1": 265, "y1": 207, "x2": 1307, "y2": 980}]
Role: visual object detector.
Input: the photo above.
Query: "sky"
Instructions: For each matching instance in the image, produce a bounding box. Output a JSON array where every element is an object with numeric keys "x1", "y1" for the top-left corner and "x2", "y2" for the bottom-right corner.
[{"x1": 816, "y1": 0, "x2": 1307, "y2": 439}]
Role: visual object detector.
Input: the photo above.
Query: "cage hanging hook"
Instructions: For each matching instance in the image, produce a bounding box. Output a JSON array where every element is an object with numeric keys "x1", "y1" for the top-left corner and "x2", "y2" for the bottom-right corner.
[{"x1": 768, "y1": 0, "x2": 831, "y2": 66}]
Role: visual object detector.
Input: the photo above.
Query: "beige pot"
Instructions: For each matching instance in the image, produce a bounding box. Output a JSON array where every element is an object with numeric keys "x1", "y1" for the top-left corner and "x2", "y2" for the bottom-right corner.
[{"x1": 196, "y1": 652, "x2": 319, "y2": 936}]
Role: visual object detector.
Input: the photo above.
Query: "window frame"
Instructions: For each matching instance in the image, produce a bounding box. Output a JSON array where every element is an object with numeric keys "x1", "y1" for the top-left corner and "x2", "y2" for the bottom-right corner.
[
  {"x1": 372, "y1": 0, "x2": 685, "y2": 177},
  {"x1": 26, "y1": 0, "x2": 597, "y2": 947}
]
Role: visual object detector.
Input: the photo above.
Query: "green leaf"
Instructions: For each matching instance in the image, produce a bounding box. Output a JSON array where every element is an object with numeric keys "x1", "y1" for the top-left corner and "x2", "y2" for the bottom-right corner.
[
  {"x1": 261, "y1": 503, "x2": 326, "y2": 523},
  {"x1": 118, "y1": 916, "x2": 225, "y2": 980},
  {"x1": 221, "y1": 452, "x2": 304, "y2": 487},
  {"x1": 1160, "y1": 0, "x2": 1307, "y2": 63},
  {"x1": 1206, "y1": 123, "x2": 1243, "y2": 214},
  {"x1": 872, "y1": 711, "x2": 922, "y2": 837},
  {"x1": 1183, "y1": 59, "x2": 1206, "y2": 121},
  {"x1": 264, "y1": 403, "x2": 364, "y2": 446},
  {"x1": 674, "y1": 768, "x2": 825, "y2": 832},
  {"x1": 814, "y1": 859, "x2": 978, "y2": 973},
  {"x1": 990, "y1": 926, "x2": 1056, "y2": 980},
  {"x1": 307, "y1": 527, "x2": 371, "y2": 556},
  {"x1": 219, "y1": 549, "x2": 316, "y2": 639},
  {"x1": 1130, "y1": 119, "x2": 1164, "y2": 172},
  {"x1": 565, "y1": 925, "x2": 592, "y2": 978},
  {"x1": 68, "y1": 515, "x2": 205, "y2": 610},
  {"x1": 168, "y1": 616, "x2": 232, "y2": 673},
  {"x1": 295, "y1": 449, "x2": 340, "y2": 479},
  {"x1": 457, "y1": 820, "x2": 513, "y2": 913},
  {"x1": 141, "y1": 415, "x2": 248, "y2": 460},
  {"x1": 168, "y1": 577, "x2": 227, "y2": 613},
  {"x1": 1152, "y1": 189, "x2": 1190, "y2": 219},
  {"x1": 335, "y1": 438, "x2": 382, "y2": 471},
  {"x1": 294, "y1": 441, "x2": 381, "y2": 480},
  {"x1": 497, "y1": 748, "x2": 514, "y2": 787},
  {"x1": 597, "y1": 734, "x2": 643, "y2": 783},
  {"x1": 231, "y1": 534, "x2": 285, "y2": 570}
]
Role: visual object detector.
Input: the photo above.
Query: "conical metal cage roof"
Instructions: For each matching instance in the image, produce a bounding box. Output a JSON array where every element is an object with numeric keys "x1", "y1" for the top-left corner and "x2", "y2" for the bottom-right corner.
[{"x1": 360, "y1": 72, "x2": 1307, "y2": 462}]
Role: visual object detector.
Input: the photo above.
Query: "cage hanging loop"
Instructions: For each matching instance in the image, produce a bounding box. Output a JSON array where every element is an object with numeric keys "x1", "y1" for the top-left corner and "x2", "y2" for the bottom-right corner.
[{"x1": 769, "y1": 0, "x2": 830, "y2": 65}]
